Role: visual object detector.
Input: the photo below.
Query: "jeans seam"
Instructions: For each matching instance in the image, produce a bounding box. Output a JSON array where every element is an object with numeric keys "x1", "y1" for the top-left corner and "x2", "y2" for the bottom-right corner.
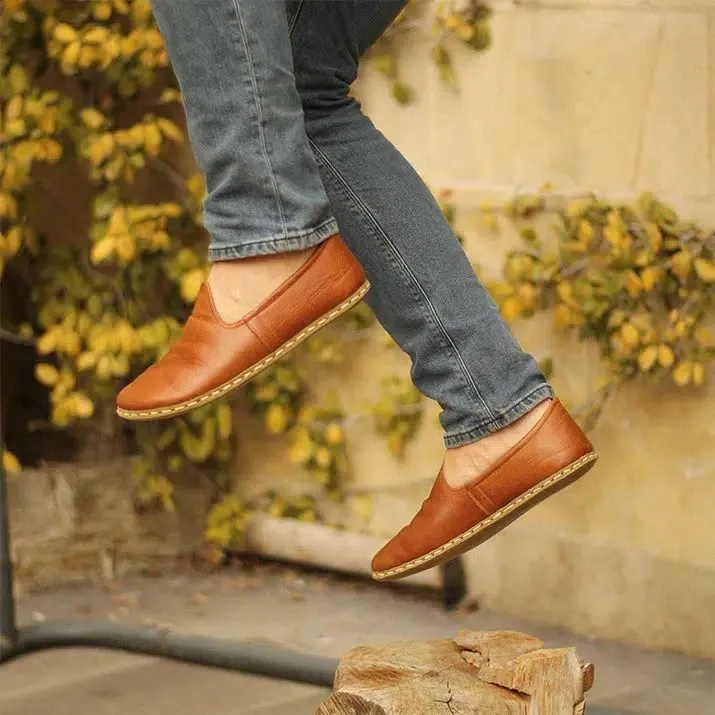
[
  {"x1": 288, "y1": 0, "x2": 305, "y2": 37},
  {"x1": 230, "y1": 0, "x2": 287, "y2": 238},
  {"x1": 208, "y1": 218, "x2": 338, "y2": 259},
  {"x1": 308, "y1": 138, "x2": 493, "y2": 421}
]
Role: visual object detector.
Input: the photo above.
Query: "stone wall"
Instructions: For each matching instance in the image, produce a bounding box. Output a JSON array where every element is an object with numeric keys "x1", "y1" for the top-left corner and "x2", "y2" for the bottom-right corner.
[
  {"x1": 350, "y1": 0, "x2": 715, "y2": 658},
  {"x1": 7, "y1": 461, "x2": 209, "y2": 593}
]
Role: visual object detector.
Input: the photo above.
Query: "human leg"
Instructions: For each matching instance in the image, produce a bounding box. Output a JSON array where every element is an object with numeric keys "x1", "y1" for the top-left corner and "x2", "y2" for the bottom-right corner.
[
  {"x1": 287, "y1": 1, "x2": 597, "y2": 579},
  {"x1": 116, "y1": 0, "x2": 367, "y2": 419}
]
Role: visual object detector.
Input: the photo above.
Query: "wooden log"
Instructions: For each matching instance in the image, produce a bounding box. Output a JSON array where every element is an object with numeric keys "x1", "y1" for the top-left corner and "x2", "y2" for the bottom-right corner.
[{"x1": 316, "y1": 630, "x2": 594, "y2": 715}]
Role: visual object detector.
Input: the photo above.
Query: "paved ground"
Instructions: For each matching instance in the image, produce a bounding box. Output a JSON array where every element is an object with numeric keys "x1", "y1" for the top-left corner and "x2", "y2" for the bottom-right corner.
[{"x1": 1, "y1": 562, "x2": 713, "y2": 714}]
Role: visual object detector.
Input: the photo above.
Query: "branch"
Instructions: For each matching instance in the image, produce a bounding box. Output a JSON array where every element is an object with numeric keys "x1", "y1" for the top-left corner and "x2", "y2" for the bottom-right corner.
[{"x1": 0, "y1": 328, "x2": 36, "y2": 347}]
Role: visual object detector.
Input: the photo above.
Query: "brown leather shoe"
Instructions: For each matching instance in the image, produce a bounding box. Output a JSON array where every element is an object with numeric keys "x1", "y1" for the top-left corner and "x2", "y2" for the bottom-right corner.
[
  {"x1": 117, "y1": 235, "x2": 367, "y2": 421},
  {"x1": 371, "y1": 399, "x2": 598, "y2": 581}
]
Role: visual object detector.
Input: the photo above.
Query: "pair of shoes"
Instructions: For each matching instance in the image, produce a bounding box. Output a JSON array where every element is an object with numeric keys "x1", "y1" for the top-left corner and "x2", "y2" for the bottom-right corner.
[{"x1": 117, "y1": 236, "x2": 597, "y2": 580}]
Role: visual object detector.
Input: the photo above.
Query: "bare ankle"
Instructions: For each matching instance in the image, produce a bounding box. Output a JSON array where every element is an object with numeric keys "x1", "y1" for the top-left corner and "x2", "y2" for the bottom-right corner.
[
  {"x1": 443, "y1": 398, "x2": 552, "y2": 488},
  {"x1": 208, "y1": 247, "x2": 316, "y2": 322}
]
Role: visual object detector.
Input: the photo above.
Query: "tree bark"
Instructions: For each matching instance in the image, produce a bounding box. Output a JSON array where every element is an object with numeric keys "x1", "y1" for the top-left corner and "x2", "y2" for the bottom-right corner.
[{"x1": 316, "y1": 630, "x2": 594, "y2": 715}]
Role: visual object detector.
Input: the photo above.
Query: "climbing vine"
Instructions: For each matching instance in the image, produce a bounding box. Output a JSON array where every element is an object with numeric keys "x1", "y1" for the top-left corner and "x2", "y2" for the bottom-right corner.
[{"x1": 486, "y1": 191, "x2": 715, "y2": 428}]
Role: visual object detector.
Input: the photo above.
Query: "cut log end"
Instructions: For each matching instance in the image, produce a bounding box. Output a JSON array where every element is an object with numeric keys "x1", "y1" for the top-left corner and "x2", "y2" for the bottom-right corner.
[{"x1": 318, "y1": 630, "x2": 596, "y2": 715}]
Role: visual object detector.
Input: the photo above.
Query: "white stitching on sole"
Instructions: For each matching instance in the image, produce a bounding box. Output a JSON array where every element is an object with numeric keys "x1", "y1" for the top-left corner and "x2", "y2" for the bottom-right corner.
[
  {"x1": 373, "y1": 451, "x2": 598, "y2": 580},
  {"x1": 117, "y1": 281, "x2": 370, "y2": 420}
]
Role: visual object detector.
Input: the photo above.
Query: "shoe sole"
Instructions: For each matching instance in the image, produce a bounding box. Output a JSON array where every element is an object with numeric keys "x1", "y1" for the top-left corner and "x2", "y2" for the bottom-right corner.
[
  {"x1": 372, "y1": 450, "x2": 599, "y2": 582},
  {"x1": 117, "y1": 280, "x2": 370, "y2": 421}
]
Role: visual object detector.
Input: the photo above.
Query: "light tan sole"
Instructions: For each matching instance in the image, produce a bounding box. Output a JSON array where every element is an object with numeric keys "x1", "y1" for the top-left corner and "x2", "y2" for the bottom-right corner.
[
  {"x1": 372, "y1": 451, "x2": 599, "y2": 582},
  {"x1": 117, "y1": 280, "x2": 370, "y2": 422}
]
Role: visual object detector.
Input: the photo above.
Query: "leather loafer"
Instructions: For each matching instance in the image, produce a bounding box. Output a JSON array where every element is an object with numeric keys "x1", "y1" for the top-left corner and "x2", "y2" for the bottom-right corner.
[
  {"x1": 371, "y1": 399, "x2": 598, "y2": 581},
  {"x1": 117, "y1": 234, "x2": 368, "y2": 421}
]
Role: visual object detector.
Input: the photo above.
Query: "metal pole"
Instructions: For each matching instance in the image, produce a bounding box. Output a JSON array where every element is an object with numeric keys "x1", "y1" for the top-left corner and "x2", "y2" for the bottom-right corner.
[{"x1": 0, "y1": 343, "x2": 18, "y2": 658}]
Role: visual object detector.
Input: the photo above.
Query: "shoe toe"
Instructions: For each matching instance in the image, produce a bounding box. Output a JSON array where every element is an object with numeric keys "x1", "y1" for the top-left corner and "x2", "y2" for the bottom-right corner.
[
  {"x1": 116, "y1": 360, "x2": 182, "y2": 413},
  {"x1": 371, "y1": 527, "x2": 414, "y2": 574}
]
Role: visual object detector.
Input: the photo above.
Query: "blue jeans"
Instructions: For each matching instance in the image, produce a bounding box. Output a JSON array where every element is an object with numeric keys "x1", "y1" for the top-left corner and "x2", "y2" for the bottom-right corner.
[{"x1": 150, "y1": 0, "x2": 553, "y2": 447}]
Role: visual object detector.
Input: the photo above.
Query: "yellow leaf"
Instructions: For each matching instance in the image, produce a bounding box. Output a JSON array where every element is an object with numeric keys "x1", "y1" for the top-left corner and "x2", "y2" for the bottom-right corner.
[
  {"x1": 672, "y1": 361, "x2": 693, "y2": 387},
  {"x1": 641, "y1": 266, "x2": 659, "y2": 291},
  {"x1": 658, "y1": 344, "x2": 675, "y2": 368},
  {"x1": 694, "y1": 258, "x2": 715, "y2": 283},
  {"x1": 37, "y1": 330, "x2": 59, "y2": 355},
  {"x1": 620, "y1": 323, "x2": 640, "y2": 350},
  {"x1": 5, "y1": 119, "x2": 26, "y2": 137},
  {"x1": 695, "y1": 326, "x2": 712, "y2": 347},
  {"x1": 157, "y1": 117, "x2": 184, "y2": 143},
  {"x1": 62, "y1": 41, "x2": 82, "y2": 69},
  {"x1": 108, "y1": 206, "x2": 128, "y2": 234},
  {"x1": 316, "y1": 447, "x2": 332, "y2": 468},
  {"x1": 217, "y1": 404, "x2": 233, "y2": 440},
  {"x1": 87, "y1": 135, "x2": 114, "y2": 165},
  {"x1": 76, "y1": 352, "x2": 97, "y2": 371},
  {"x1": 80, "y1": 107, "x2": 105, "y2": 130},
  {"x1": 2, "y1": 449, "x2": 21, "y2": 474},
  {"x1": 625, "y1": 270, "x2": 643, "y2": 297},
  {"x1": 180, "y1": 268, "x2": 204, "y2": 303},
  {"x1": 96, "y1": 355, "x2": 113, "y2": 380},
  {"x1": 35, "y1": 363, "x2": 59, "y2": 386},
  {"x1": 62, "y1": 332, "x2": 81, "y2": 357},
  {"x1": 607, "y1": 310, "x2": 626, "y2": 329},
  {"x1": 144, "y1": 123, "x2": 162, "y2": 156},
  {"x1": 7, "y1": 96, "x2": 24, "y2": 121},
  {"x1": 83, "y1": 26, "x2": 109, "y2": 44},
  {"x1": 289, "y1": 431, "x2": 313, "y2": 464},
  {"x1": 500, "y1": 296, "x2": 523, "y2": 321},
  {"x1": 90, "y1": 237, "x2": 115, "y2": 264},
  {"x1": 637, "y1": 346, "x2": 658, "y2": 372},
  {"x1": 646, "y1": 223, "x2": 662, "y2": 253},
  {"x1": 93, "y1": 1, "x2": 113, "y2": 20},
  {"x1": 671, "y1": 250, "x2": 691, "y2": 279},
  {"x1": 5, "y1": 226, "x2": 22, "y2": 255},
  {"x1": 577, "y1": 219, "x2": 594, "y2": 243},
  {"x1": 53, "y1": 23, "x2": 78, "y2": 44},
  {"x1": 265, "y1": 404, "x2": 289, "y2": 434},
  {"x1": 557, "y1": 281, "x2": 574, "y2": 304},
  {"x1": 79, "y1": 46, "x2": 98, "y2": 68},
  {"x1": 73, "y1": 392, "x2": 95, "y2": 418},
  {"x1": 325, "y1": 422, "x2": 344, "y2": 446},
  {"x1": 554, "y1": 304, "x2": 573, "y2": 331},
  {"x1": 8, "y1": 65, "x2": 27, "y2": 93},
  {"x1": 693, "y1": 363, "x2": 705, "y2": 386},
  {"x1": 604, "y1": 224, "x2": 623, "y2": 247},
  {"x1": 115, "y1": 234, "x2": 136, "y2": 263},
  {"x1": 0, "y1": 193, "x2": 18, "y2": 219}
]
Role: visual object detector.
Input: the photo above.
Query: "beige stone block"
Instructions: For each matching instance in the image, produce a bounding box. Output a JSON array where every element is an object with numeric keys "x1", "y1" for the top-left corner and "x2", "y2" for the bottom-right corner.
[
  {"x1": 424, "y1": 16, "x2": 521, "y2": 187},
  {"x1": 507, "y1": 9, "x2": 662, "y2": 193},
  {"x1": 463, "y1": 523, "x2": 715, "y2": 659},
  {"x1": 356, "y1": 36, "x2": 436, "y2": 179},
  {"x1": 402, "y1": 9, "x2": 714, "y2": 197},
  {"x1": 635, "y1": 12, "x2": 710, "y2": 196}
]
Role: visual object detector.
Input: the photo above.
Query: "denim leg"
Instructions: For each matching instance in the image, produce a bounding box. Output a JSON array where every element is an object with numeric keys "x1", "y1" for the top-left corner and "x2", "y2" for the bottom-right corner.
[
  {"x1": 150, "y1": 0, "x2": 338, "y2": 259},
  {"x1": 288, "y1": 1, "x2": 553, "y2": 447}
]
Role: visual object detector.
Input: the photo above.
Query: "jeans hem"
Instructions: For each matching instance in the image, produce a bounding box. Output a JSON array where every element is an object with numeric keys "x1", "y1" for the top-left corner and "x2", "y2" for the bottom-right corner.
[
  {"x1": 208, "y1": 218, "x2": 339, "y2": 261},
  {"x1": 443, "y1": 384, "x2": 555, "y2": 448}
]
